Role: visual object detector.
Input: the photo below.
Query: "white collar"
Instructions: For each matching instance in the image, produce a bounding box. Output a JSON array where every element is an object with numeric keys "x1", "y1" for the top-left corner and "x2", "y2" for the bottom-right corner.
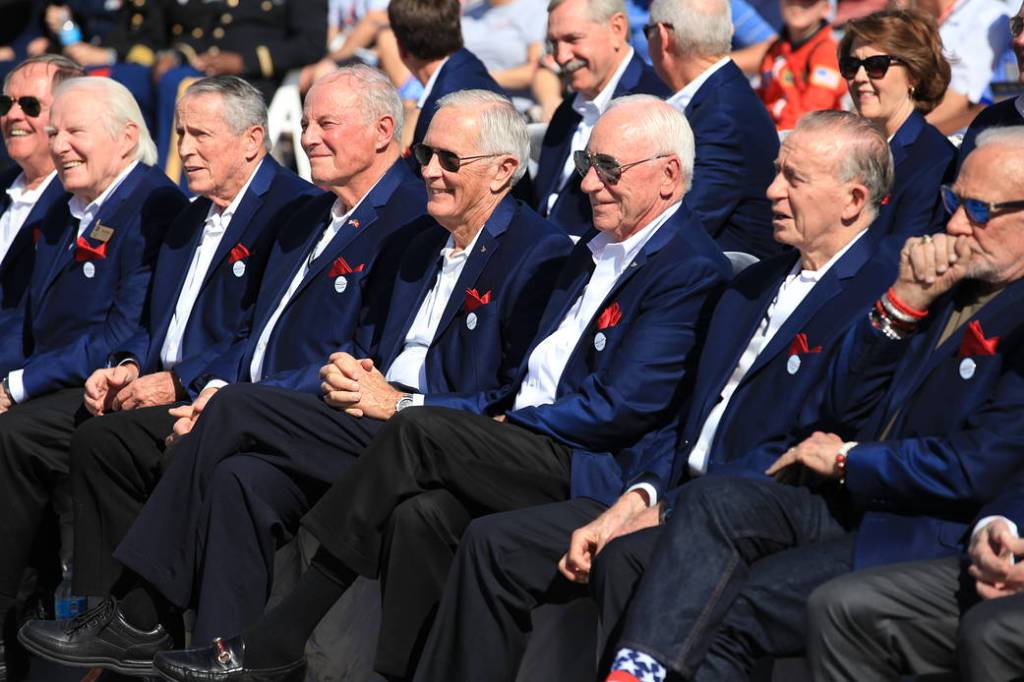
[
  {"x1": 6, "y1": 169, "x2": 58, "y2": 204},
  {"x1": 204, "y1": 158, "x2": 265, "y2": 225},
  {"x1": 587, "y1": 200, "x2": 681, "y2": 268},
  {"x1": 792, "y1": 228, "x2": 868, "y2": 283},
  {"x1": 68, "y1": 161, "x2": 139, "y2": 222},
  {"x1": 570, "y1": 47, "x2": 636, "y2": 121},
  {"x1": 667, "y1": 57, "x2": 732, "y2": 112}
]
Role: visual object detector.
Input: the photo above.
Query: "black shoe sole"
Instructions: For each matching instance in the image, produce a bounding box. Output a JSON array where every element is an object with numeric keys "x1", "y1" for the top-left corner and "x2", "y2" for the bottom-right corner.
[{"x1": 16, "y1": 630, "x2": 156, "y2": 678}]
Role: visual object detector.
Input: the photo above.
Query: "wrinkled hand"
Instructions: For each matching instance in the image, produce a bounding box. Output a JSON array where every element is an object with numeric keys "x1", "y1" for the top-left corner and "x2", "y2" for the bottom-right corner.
[
  {"x1": 194, "y1": 51, "x2": 244, "y2": 76},
  {"x1": 765, "y1": 431, "x2": 844, "y2": 485},
  {"x1": 164, "y1": 385, "x2": 219, "y2": 447},
  {"x1": 24, "y1": 38, "x2": 49, "y2": 57},
  {"x1": 0, "y1": 388, "x2": 11, "y2": 414},
  {"x1": 64, "y1": 42, "x2": 113, "y2": 66},
  {"x1": 558, "y1": 490, "x2": 654, "y2": 584},
  {"x1": 84, "y1": 364, "x2": 140, "y2": 416},
  {"x1": 968, "y1": 519, "x2": 1024, "y2": 599},
  {"x1": 891, "y1": 233, "x2": 974, "y2": 312},
  {"x1": 113, "y1": 371, "x2": 178, "y2": 412},
  {"x1": 321, "y1": 352, "x2": 402, "y2": 419}
]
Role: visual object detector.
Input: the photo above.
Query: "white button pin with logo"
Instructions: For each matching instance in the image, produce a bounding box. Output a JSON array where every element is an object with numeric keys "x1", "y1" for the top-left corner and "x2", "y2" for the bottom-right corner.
[
  {"x1": 83, "y1": 262, "x2": 96, "y2": 279},
  {"x1": 959, "y1": 357, "x2": 976, "y2": 380},
  {"x1": 466, "y1": 312, "x2": 478, "y2": 330},
  {"x1": 334, "y1": 276, "x2": 348, "y2": 293},
  {"x1": 787, "y1": 355, "x2": 801, "y2": 375},
  {"x1": 594, "y1": 332, "x2": 607, "y2": 351},
  {"x1": 232, "y1": 260, "x2": 245, "y2": 278}
]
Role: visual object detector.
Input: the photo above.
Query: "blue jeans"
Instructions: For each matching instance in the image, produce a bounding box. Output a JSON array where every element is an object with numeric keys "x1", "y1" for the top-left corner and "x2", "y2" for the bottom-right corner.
[{"x1": 609, "y1": 476, "x2": 856, "y2": 680}]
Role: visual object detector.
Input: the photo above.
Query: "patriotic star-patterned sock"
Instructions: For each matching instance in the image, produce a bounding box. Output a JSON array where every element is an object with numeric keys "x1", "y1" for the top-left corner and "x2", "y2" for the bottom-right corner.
[{"x1": 607, "y1": 647, "x2": 667, "y2": 682}]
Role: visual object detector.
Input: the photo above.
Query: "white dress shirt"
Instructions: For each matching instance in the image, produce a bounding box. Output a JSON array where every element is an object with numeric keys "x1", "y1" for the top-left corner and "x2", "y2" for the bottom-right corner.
[
  {"x1": 0, "y1": 170, "x2": 58, "y2": 264},
  {"x1": 159, "y1": 160, "x2": 263, "y2": 369},
  {"x1": 513, "y1": 202, "x2": 680, "y2": 412},
  {"x1": 544, "y1": 48, "x2": 635, "y2": 216},
  {"x1": 666, "y1": 57, "x2": 732, "y2": 113},
  {"x1": 385, "y1": 227, "x2": 483, "y2": 401},
  {"x1": 686, "y1": 230, "x2": 867, "y2": 476},
  {"x1": 6, "y1": 162, "x2": 139, "y2": 404}
]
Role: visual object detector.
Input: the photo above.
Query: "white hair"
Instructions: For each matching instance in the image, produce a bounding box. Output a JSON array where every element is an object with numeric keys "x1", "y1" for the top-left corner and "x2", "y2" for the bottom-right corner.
[
  {"x1": 975, "y1": 125, "x2": 1024, "y2": 151},
  {"x1": 436, "y1": 89, "x2": 530, "y2": 183},
  {"x1": 547, "y1": 0, "x2": 626, "y2": 22},
  {"x1": 53, "y1": 77, "x2": 157, "y2": 165},
  {"x1": 606, "y1": 94, "x2": 695, "y2": 192},
  {"x1": 182, "y1": 76, "x2": 270, "y2": 151},
  {"x1": 316, "y1": 64, "x2": 405, "y2": 141},
  {"x1": 650, "y1": 0, "x2": 733, "y2": 58}
]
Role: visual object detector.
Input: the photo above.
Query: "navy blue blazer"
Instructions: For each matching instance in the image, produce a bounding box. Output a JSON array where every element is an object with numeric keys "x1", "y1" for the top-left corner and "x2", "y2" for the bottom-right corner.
[
  {"x1": 534, "y1": 52, "x2": 670, "y2": 238},
  {"x1": 0, "y1": 168, "x2": 68, "y2": 322},
  {"x1": 827, "y1": 278, "x2": 1024, "y2": 569},
  {"x1": 503, "y1": 207, "x2": 731, "y2": 506},
  {"x1": 192, "y1": 159, "x2": 428, "y2": 395},
  {"x1": 959, "y1": 98, "x2": 1022, "y2": 165},
  {"x1": 0, "y1": 163, "x2": 187, "y2": 398},
  {"x1": 411, "y1": 48, "x2": 507, "y2": 150},
  {"x1": 111, "y1": 157, "x2": 322, "y2": 395},
  {"x1": 678, "y1": 60, "x2": 781, "y2": 260},
  {"x1": 347, "y1": 197, "x2": 573, "y2": 413},
  {"x1": 871, "y1": 111, "x2": 956, "y2": 245},
  {"x1": 662, "y1": 234, "x2": 899, "y2": 498}
]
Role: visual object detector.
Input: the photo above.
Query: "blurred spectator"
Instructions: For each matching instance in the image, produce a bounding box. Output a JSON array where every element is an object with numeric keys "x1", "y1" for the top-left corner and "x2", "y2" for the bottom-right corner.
[
  {"x1": 462, "y1": 0, "x2": 548, "y2": 113},
  {"x1": 839, "y1": 9, "x2": 955, "y2": 240},
  {"x1": 758, "y1": 0, "x2": 846, "y2": 130}
]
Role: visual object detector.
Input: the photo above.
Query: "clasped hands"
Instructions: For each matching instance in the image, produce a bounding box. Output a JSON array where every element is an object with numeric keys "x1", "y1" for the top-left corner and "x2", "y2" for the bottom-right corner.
[
  {"x1": 969, "y1": 519, "x2": 1024, "y2": 600},
  {"x1": 84, "y1": 365, "x2": 180, "y2": 416},
  {"x1": 319, "y1": 352, "x2": 403, "y2": 420},
  {"x1": 765, "y1": 431, "x2": 845, "y2": 485}
]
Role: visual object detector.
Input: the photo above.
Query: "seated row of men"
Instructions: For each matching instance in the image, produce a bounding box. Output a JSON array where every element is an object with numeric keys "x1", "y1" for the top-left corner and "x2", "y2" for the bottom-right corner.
[{"x1": 0, "y1": 31, "x2": 1022, "y2": 682}]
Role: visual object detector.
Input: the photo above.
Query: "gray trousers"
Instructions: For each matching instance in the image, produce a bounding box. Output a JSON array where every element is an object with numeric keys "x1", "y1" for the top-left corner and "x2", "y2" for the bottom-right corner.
[{"x1": 807, "y1": 555, "x2": 1024, "y2": 682}]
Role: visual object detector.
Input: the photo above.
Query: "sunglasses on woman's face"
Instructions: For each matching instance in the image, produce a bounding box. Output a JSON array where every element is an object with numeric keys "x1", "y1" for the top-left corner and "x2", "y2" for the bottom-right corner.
[
  {"x1": 0, "y1": 95, "x2": 43, "y2": 118},
  {"x1": 838, "y1": 54, "x2": 906, "y2": 80}
]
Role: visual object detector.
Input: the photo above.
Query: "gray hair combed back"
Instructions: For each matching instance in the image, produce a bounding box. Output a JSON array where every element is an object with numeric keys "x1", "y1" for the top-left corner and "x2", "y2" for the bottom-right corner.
[
  {"x1": 182, "y1": 76, "x2": 270, "y2": 150},
  {"x1": 650, "y1": 0, "x2": 733, "y2": 58},
  {"x1": 53, "y1": 77, "x2": 157, "y2": 165},
  {"x1": 606, "y1": 94, "x2": 695, "y2": 192},
  {"x1": 3, "y1": 53, "x2": 84, "y2": 91},
  {"x1": 436, "y1": 89, "x2": 530, "y2": 183},
  {"x1": 319, "y1": 64, "x2": 405, "y2": 141},
  {"x1": 794, "y1": 110, "x2": 894, "y2": 216},
  {"x1": 547, "y1": 0, "x2": 626, "y2": 22},
  {"x1": 975, "y1": 125, "x2": 1024, "y2": 151}
]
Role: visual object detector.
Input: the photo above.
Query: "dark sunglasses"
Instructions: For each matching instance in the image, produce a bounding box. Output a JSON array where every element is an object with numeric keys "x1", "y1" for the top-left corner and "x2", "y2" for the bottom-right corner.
[
  {"x1": 412, "y1": 143, "x2": 502, "y2": 172},
  {"x1": 573, "y1": 149, "x2": 668, "y2": 185},
  {"x1": 642, "y1": 21, "x2": 673, "y2": 39},
  {"x1": 0, "y1": 95, "x2": 42, "y2": 117},
  {"x1": 941, "y1": 184, "x2": 1024, "y2": 225},
  {"x1": 838, "y1": 54, "x2": 906, "y2": 80},
  {"x1": 1012, "y1": 15, "x2": 1024, "y2": 37}
]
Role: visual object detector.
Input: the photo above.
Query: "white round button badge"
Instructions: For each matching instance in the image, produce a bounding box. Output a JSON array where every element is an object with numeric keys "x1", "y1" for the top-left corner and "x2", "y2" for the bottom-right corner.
[
  {"x1": 594, "y1": 332, "x2": 607, "y2": 351},
  {"x1": 334, "y1": 276, "x2": 347, "y2": 293},
  {"x1": 83, "y1": 262, "x2": 95, "y2": 279},
  {"x1": 787, "y1": 355, "x2": 801, "y2": 375},
  {"x1": 232, "y1": 260, "x2": 245, "y2": 278},
  {"x1": 466, "y1": 312, "x2": 478, "y2": 330},
  {"x1": 959, "y1": 357, "x2": 976, "y2": 380}
]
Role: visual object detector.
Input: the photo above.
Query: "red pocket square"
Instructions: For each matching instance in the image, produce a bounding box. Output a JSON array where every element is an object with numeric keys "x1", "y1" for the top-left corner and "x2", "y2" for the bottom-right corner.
[
  {"x1": 958, "y1": 320, "x2": 999, "y2": 358},
  {"x1": 465, "y1": 288, "x2": 492, "y2": 312},
  {"x1": 788, "y1": 333, "x2": 822, "y2": 356},
  {"x1": 228, "y1": 243, "x2": 250, "y2": 263},
  {"x1": 74, "y1": 236, "x2": 107, "y2": 262},
  {"x1": 597, "y1": 302, "x2": 623, "y2": 330},
  {"x1": 329, "y1": 257, "x2": 364, "y2": 277}
]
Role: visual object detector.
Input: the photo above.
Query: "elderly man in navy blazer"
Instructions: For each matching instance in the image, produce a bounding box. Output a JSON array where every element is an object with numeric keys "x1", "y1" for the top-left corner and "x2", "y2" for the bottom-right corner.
[
  {"x1": 535, "y1": 0, "x2": 669, "y2": 238},
  {"x1": 646, "y1": 0, "x2": 780, "y2": 260},
  {"x1": 146, "y1": 94, "x2": 729, "y2": 682},
  {"x1": 16, "y1": 64, "x2": 429, "y2": 674},
  {"x1": 0, "y1": 74, "x2": 186, "y2": 661},
  {"x1": 413, "y1": 110, "x2": 902, "y2": 681},
  {"x1": 0, "y1": 55, "x2": 80, "y2": 324},
  {"x1": 593, "y1": 126, "x2": 1024, "y2": 682}
]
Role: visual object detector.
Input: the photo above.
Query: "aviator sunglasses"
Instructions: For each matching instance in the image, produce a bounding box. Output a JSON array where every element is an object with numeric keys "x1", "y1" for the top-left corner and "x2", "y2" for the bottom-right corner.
[
  {"x1": 573, "y1": 149, "x2": 668, "y2": 184},
  {"x1": 838, "y1": 54, "x2": 907, "y2": 80},
  {"x1": 0, "y1": 95, "x2": 43, "y2": 117},
  {"x1": 941, "y1": 185, "x2": 1024, "y2": 225},
  {"x1": 412, "y1": 143, "x2": 502, "y2": 172}
]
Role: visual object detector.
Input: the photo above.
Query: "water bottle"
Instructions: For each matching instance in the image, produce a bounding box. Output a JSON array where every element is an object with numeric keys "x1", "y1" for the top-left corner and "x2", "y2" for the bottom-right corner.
[
  {"x1": 54, "y1": 562, "x2": 88, "y2": 619},
  {"x1": 57, "y1": 6, "x2": 82, "y2": 48}
]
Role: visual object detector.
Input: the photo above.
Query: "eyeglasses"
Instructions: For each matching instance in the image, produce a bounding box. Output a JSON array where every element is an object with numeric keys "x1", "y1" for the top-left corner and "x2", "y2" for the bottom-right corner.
[
  {"x1": 941, "y1": 185, "x2": 1024, "y2": 225},
  {"x1": 838, "y1": 55, "x2": 906, "y2": 80},
  {"x1": 1011, "y1": 15, "x2": 1024, "y2": 37},
  {"x1": 573, "y1": 149, "x2": 669, "y2": 185},
  {"x1": 642, "y1": 21, "x2": 673, "y2": 39},
  {"x1": 412, "y1": 143, "x2": 502, "y2": 172},
  {"x1": 0, "y1": 95, "x2": 42, "y2": 118}
]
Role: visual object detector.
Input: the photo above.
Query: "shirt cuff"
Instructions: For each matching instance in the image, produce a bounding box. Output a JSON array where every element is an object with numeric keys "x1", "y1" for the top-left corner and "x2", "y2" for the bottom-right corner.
[
  {"x1": 973, "y1": 516, "x2": 1019, "y2": 541},
  {"x1": 202, "y1": 379, "x2": 229, "y2": 393},
  {"x1": 627, "y1": 482, "x2": 658, "y2": 508},
  {"x1": 410, "y1": 393, "x2": 425, "y2": 407},
  {"x1": 7, "y1": 370, "x2": 27, "y2": 403}
]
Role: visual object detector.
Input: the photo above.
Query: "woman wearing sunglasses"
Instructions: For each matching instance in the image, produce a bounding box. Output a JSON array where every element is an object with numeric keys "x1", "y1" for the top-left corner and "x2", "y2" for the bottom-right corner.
[{"x1": 838, "y1": 9, "x2": 957, "y2": 243}]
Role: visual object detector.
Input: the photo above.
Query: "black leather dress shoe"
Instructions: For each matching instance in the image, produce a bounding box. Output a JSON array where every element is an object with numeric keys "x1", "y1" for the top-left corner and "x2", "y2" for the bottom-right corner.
[
  {"x1": 154, "y1": 635, "x2": 305, "y2": 681},
  {"x1": 17, "y1": 597, "x2": 171, "y2": 676}
]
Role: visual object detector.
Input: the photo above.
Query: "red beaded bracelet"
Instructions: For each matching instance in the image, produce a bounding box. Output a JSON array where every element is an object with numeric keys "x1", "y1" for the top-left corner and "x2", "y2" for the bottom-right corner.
[{"x1": 886, "y1": 287, "x2": 928, "y2": 320}]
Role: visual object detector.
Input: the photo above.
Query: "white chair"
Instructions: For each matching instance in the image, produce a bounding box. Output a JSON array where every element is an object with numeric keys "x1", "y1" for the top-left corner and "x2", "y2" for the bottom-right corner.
[
  {"x1": 724, "y1": 250, "x2": 759, "y2": 275},
  {"x1": 266, "y1": 69, "x2": 311, "y2": 181}
]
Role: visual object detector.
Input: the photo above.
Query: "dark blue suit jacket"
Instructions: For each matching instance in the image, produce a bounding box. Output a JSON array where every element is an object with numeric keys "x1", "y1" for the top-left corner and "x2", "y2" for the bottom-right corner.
[
  {"x1": 503, "y1": 207, "x2": 731, "y2": 506},
  {"x1": 111, "y1": 157, "x2": 321, "y2": 395},
  {"x1": 349, "y1": 197, "x2": 572, "y2": 413},
  {"x1": 827, "y1": 278, "x2": 1024, "y2": 569},
  {"x1": 0, "y1": 163, "x2": 186, "y2": 398},
  {"x1": 871, "y1": 111, "x2": 956, "y2": 245},
  {"x1": 959, "y1": 98, "x2": 1022, "y2": 165},
  {"x1": 192, "y1": 159, "x2": 428, "y2": 395},
  {"x1": 534, "y1": 52, "x2": 670, "y2": 238},
  {"x1": 412, "y1": 48, "x2": 507, "y2": 149},
  {"x1": 678, "y1": 60, "x2": 781, "y2": 260},
  {"x1": 0, "y1": 168, "x2": 68, "y2": 322}
]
